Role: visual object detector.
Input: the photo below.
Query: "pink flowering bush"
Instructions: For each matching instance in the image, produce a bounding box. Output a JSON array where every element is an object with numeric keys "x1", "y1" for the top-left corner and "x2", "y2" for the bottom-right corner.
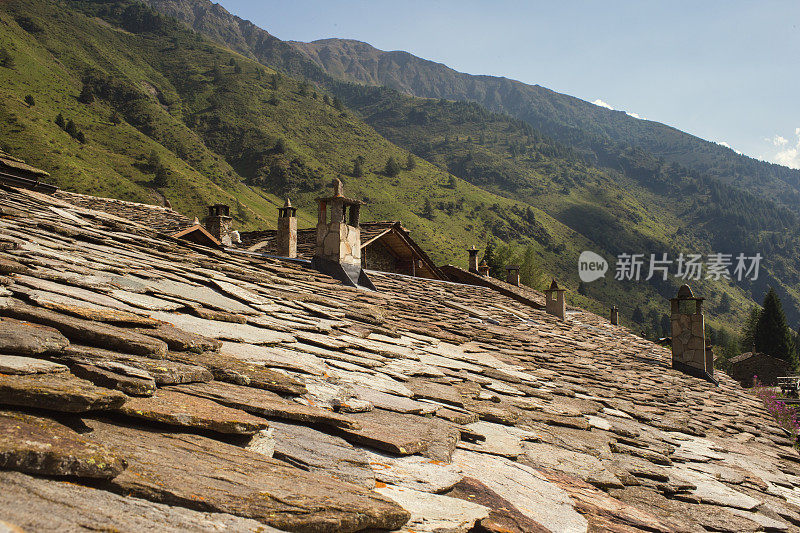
[{"x1": 753, "y1": 375, "x2": 800, "y2": 438}]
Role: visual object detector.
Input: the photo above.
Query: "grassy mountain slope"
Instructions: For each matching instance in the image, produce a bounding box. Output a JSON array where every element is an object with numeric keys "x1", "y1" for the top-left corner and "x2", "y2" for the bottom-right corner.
[
  {"x1": 292, "y1": 38, "x2": 800, "y2": 209},
  {"x1": 0, "y1": 2, "x2": 296, "y2": 227},
  {"x1": 0, "y1": 0, "x2": 589, "y2": 267},
  {"x1": 135, "y1": 0, "x2": 800, "y2": 333}
]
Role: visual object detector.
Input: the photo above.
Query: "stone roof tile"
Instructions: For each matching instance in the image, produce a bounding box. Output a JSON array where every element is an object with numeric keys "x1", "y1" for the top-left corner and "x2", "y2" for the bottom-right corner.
[{"x1": 0, "y1": 184, "x2": 799, "y2": 532}]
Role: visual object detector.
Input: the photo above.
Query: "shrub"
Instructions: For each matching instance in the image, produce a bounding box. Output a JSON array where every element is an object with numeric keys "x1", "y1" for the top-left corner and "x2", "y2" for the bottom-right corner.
[
  {"x1": 55, "y1": 113, "x2": 65, "y2": 129},
  {"x1": 753, "y1": 376, "x2": 800, "y2": 438},
  {"x1": 24, "y1": 94, "x2": 35, "y2": 107},
  {"x1": 78, "y1": 84, "x2": 95, "y2": 104},
  {"x1": 0, "y1": 47, "x2": 14, "y2": 68},
  {"x1": 15, "y1": 16, "x2": 44, "y2": 34}
]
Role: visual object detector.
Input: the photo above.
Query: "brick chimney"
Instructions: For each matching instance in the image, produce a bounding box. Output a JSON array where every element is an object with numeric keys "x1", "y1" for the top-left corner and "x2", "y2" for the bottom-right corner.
[
  {"x1": 276, "y1": 198, "x2": 297, "y2": 258},
  {"x1": 610, "y1": 306, "x2": 619, "y2": 325},
  {"x1": 670, "y1": 284, "x2": 715, "y2": 382},
  {"x1": 467, "y1": 245, "x2": 479, "y2": 273},
  {"x1": 205, "y1": 204, "x2": 232, "y2": 246},
  {"x1": 312, "y1": 179, "x2": 374, "y2": 289},
  {"x1": 506, "y1": 265, "x2": 520, "y2": 286},
  {"x1": 544, "y1": 279, "x2": 566, "y2": 320},
  {"x1": 478, "y1": 260, "x2": 490, "y2": 277}
]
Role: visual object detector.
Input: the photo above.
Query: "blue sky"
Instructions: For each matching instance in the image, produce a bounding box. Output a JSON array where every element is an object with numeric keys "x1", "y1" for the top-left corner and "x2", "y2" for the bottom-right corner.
[{"x1": 219, "y1": 0, "x2": 800, "y2": 168}]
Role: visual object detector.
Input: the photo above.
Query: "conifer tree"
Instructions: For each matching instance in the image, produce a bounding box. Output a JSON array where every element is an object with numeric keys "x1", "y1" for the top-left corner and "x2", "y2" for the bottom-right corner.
[
  {"x1": 741, "y1": 306, "x2": 761, "y2": 351},
  {"x1": 147, "y1": 150, "x2": 161, "y2": 171},
  {"x1": 55, "y1": 113, "x2": 65, "y2": 129},
  {"x1": 65, "y1": 119, "x2": 78, "y2": 138},
  {"x1": 352, "y1": 159, "x2": 363, "y2": 178},
  {"x1": 152, "y1": 164, "x2": 168, "y2": 187},
  {"x1": 406, "y1": 153, "x2": 416, "y2": 170},
  {"x1": 718, "y1": 292, "x2": 731, "y2": 314},
  {"x1": 632, "y1": 306, "x2": 645, "y2": 324},
  {"x1": 384, "y1": 156, "x2": 400, "y2": 177},
  {"x1": 755, "y1": 288, "x2": 795, "y2": 365},
  {"x1": 24, "y1": 94, "x2": 34, "y2": 106},
  {"x1": 422, "y1": 198, "x2": 434, "y2": 220}
]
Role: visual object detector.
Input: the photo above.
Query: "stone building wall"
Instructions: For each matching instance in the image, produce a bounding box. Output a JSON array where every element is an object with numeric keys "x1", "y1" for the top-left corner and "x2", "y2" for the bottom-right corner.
[
  {"x1": 728, "y1": 353, "x2": 790, "y2": 388},
  {"x1": 364, "y1": 241, "x2": 400, "y2": 274}
]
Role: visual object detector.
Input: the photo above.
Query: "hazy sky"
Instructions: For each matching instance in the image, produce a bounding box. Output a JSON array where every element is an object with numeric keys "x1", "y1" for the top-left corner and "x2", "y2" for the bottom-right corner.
[{"x1": 219, "y1": 0, "x2": 800, "y2": 168}]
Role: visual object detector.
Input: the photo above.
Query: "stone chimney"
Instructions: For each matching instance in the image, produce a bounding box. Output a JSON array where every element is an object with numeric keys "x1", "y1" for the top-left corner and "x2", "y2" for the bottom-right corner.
[
  {"x1": 478, "y1": 260, "x2": 490, "y2": 277},
  {"x1": 610, "y1": 306, "x2": 619, "y2": 325},
  {"x1": 467, "y1": 246, "x2": 479, "y2": 273},
  {"x1": 312, "y1": 179, "x2": 374, "y2": 289},
  {"x1": 670, "y1": 284, "x2": 715, "y2": 382},
  {"x1": 506, "y1": 265, "x2": 520, "y2": 286},
  {"x1": 544, "y1": 279, "x2": 566, "y2": 320},
  {"x1": 276, "y1": 198, "x2": 297, "y2": 258},
  {"x1": 205, "y1": 204, "x2": 232, "y2": 246}
]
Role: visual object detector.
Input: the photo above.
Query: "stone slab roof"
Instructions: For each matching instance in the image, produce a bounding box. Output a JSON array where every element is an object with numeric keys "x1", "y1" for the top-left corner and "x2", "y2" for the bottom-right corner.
[
  {"x1": 0, "y1": 150, "x2": 50, "y2": 178},
  {"x1": 240, "y1": 221, "x2": 398, "y2": 255},
  {"x1": 53, "y1": 190, "x2": 194, "y2": 234},
  {"x1": 1, "y1": 184, "x2": 800, "y2": 531}
]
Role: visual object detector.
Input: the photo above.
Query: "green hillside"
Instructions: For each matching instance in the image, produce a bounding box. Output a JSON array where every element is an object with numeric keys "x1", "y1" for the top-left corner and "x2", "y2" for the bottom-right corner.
[
  {"x1": 4, "y1": 0, "x2": 800, "y2": 355},
  {"x1": 135, "y1": 0, "x2": 800, "y2": 337},
  {"x1": 0, "y1": 0, "x2": 577, "y2": 267}
]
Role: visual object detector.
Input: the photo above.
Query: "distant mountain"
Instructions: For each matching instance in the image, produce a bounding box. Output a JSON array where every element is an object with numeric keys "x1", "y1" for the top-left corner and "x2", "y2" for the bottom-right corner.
[{"x1": 291, "y1": 38, "x2": 800, "y2": 208}]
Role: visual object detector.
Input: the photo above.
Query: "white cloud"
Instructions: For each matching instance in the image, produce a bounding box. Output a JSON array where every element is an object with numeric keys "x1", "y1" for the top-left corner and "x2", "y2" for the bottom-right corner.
[
  {"x1": 592, "y1": 98, "x2": 646, "y2": 119},
  {"x1": 768, "y1": 128, "x2": 800, "y2": 169},
  {"x1": 716, "y1": 141, "x2": 742, "y2": 155},
  {"x1": 592, "y1": 99, "x2": 614, "y2": 110}
]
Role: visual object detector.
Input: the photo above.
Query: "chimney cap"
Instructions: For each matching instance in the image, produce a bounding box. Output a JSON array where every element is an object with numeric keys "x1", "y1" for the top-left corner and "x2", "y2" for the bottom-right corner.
[
  {"x1": 207, "y1": 203, "x2": 231, "y2": 217},
  {"x1": 284, "y1": 198, "x2": 293, "y2": 208},
  {"x1": 672, "y1": 284, "x2": 704, "y2": 301},
  {"x1": 545, "y1": 278, "x2": 566, "y2": 292},
  {"x1": 317, "y1": 177, "x2": 364, "y2": 205}
]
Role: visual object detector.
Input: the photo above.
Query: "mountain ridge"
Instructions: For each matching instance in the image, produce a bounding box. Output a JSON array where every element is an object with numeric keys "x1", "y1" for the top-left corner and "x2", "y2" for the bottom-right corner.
[{"x1": 290, "y1": 37, "x2": 800, "y2": 208}]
